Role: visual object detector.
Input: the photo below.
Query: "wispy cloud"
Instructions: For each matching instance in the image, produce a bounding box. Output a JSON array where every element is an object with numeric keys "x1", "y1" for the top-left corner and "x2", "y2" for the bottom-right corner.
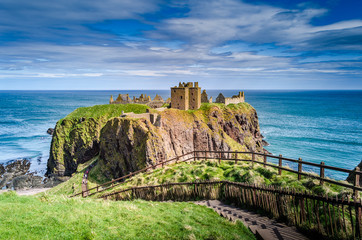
[{"x1": 0, "y1": 0, "x2": 361, "y2": 89}]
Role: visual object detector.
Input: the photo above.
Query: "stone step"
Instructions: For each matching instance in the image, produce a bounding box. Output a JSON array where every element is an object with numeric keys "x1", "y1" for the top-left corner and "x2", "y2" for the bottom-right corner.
[{"x1": 194, "y1": 200, "x2": 309, "y2": 240}]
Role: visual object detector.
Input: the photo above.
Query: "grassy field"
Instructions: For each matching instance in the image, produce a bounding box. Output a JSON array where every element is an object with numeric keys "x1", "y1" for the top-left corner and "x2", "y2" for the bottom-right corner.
[{"x1": 0, "y1": 192, "x2": 255, "y2": 240}]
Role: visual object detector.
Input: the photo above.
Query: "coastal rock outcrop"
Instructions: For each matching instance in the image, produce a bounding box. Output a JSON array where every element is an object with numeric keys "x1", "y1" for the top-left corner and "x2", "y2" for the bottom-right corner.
[
  {"x1": 47, "y1": 128, "x2": 54, "y2": 135},
  {"x1": 47, "y1": 103, "x2": 266, "y2": 180},
  {"x1": 0, "y1": 159, "x2": 61, "y2": 190},
  {"x1": 346, "y1": 159, "x2": 362, "y2": 185}
]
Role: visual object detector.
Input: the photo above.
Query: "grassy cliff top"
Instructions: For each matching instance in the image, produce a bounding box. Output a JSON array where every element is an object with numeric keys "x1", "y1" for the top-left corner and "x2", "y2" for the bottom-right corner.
[
  {"x1": 64, "y1": 104, "x2": 150, "y2": 120},
  {"x1": 64, "y1": 102, "x2": 254, "y2": 120}
]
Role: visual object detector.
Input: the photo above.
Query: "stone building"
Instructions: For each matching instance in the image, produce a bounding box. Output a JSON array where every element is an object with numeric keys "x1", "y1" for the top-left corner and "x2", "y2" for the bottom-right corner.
[
  {"x1": 201, "y1": 90, "x2": 212, "y2": 103},
  {"x1": 215, "y1": 91, "x2": 245, "y2": 105},
  {"x1": 109, "y1": 94, "x2": 132, "y2": 104},
  {"x1": 171, "y1": 82, "x2": 201, "y2": 110},
  {"x1": 109, "y1": 93, "x2": 166, "y2": 108}
]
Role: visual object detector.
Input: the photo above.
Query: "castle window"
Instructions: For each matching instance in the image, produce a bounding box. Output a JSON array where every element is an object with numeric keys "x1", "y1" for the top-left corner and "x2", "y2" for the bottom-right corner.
[
  {"x1": 174, "y1": 90, "x2": 176, "y2": 93},
  {"x1": 180, "y1": 96, "x2": 183, "y2": 99}
]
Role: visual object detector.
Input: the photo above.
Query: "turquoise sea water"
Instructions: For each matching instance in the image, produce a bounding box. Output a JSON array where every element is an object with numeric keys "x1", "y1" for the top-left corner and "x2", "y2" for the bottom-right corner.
[{"x1": 0, "y1": 90, "x2": 361, "y2": 179}]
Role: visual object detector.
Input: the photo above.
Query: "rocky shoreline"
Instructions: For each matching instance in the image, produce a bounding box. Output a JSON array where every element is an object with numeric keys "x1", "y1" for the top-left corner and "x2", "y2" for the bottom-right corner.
[{"x1": 0, "y1": 159, "x2": 62, "y2": 190}]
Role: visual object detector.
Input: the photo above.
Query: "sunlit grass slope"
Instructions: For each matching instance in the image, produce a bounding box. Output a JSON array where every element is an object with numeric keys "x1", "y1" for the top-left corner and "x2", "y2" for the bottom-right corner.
[
  {"x1": 0, "y1": 192, "x2": 255, "y2": 240},
  {"x1": 91, "y1": 160, "x2": 351, "y2": 198}
]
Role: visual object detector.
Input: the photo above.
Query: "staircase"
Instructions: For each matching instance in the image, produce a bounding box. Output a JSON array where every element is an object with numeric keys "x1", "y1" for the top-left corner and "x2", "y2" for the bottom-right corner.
[{"x1": 195, "y1": 200, "x2": 309, "y2": 240}]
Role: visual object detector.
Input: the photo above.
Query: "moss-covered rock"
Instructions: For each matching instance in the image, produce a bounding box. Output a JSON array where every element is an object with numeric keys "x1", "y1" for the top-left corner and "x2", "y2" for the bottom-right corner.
[{"x1": 46, "y1": 104, "x2": 150, "y2": 177}]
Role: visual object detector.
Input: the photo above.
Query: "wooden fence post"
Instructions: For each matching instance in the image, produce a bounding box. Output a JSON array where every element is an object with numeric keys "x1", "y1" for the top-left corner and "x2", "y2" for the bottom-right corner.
[
  {"x1": 320, "y1": 162, "x2": 325, "y2": 185},
  {"x1": 219, "y1": 152, "x2": 221, "y2": 164},
  {"x1": 298, "y1": 158, "x2": 302, "y2": 180},
  {"x1": 263, "y1": 154, "x2": 267, "y2": 168},
  {"x1": 252, "y1": 152, "x2": 255, "y2": 167},
  {"x1": 278, "y1": 154, "x2": 282, "y2": 175},
  {"x1": 235, "y1": 150, "x2": 238, "y2": 164},
  {"x1": 205, "y1": 150, "x2": 207, "y2": 161},
  {"x1": 356, "y1": 199, "x2": 362, "y2": 239},
  {"x1": 354, "y1": 167, "x2": 360, "y2": 198}
]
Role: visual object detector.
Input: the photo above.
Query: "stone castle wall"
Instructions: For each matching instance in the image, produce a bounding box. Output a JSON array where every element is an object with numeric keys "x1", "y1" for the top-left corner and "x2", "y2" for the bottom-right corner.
[
  {"x1": 171, "y1": 82, "x2": 201, "y2": 110},
  {"x1": 188, "y1": 87, "x2": 201, "y2": 110}
]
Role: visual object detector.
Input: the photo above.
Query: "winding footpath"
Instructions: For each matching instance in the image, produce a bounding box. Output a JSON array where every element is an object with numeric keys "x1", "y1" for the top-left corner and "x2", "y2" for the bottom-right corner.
[
  {"x1": 81, "y1": 161, "x2": 97, "y2": 197},
  {"x1": 195, "y1": 200, "x2": 309, "y2": 240}
]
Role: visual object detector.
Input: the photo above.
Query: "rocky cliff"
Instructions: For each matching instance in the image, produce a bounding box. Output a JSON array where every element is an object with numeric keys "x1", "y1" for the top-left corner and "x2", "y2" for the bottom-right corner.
[{"x1": 47, "y1": 103, "x2": 265, "y2": 179}]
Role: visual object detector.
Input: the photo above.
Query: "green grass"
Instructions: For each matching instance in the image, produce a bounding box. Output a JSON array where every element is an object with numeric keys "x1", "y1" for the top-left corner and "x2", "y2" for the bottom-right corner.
[
  {"x1": 64, "y1": 104, "x2": 150, "y2": 120},
  {"x1": 0, "y1": 192, "x2": 255, "y2": 240},
  {"x1": 94, "y1": 160, "x2": 352, "y2": 199}
]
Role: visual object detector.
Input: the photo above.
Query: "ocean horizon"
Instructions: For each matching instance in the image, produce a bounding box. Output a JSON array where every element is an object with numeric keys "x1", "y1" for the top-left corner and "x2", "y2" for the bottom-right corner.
[{"x1": 0, "y1": 89, "x2": 361, "y2": 180}]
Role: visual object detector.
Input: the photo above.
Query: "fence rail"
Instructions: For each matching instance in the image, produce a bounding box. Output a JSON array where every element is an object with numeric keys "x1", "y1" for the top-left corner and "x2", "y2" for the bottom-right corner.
[
  {"x1": 71, "y1": 150, "x2": 362, "y2": 199},
  {"x1": 101, "y1": 180, "x2": 362, "y2": 239}
]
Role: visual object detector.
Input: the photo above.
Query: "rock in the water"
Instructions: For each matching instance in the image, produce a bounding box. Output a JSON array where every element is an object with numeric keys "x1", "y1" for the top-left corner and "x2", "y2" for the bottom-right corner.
[
  {"x1": 346, "y1": 160, "x2": 362, "y2": 185},
  {"x1": 47, "y1": 128, "x2": 54, "y2": 135},
  {"x1": 262, "y1": 139, "x2": 270, "y2": 146},
  {"x1": 0, "y1": 159, "x2": 63, "y2": 190}
]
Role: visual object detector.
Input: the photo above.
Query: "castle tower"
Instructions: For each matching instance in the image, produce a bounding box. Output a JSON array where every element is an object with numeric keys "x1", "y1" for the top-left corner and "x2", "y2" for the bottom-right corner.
[
  {"x1": 109, "y1": 95, "x2": 114, "y2": 104},
  {"x1": 171, "y1": 82, "x2": 189, "y2": 110},
  {"x1": 188, "y1": 82, "x2": 201, "y2": 110},
  {"x1": 171, "y1": 82, "x2": 201, "y2": 110}
]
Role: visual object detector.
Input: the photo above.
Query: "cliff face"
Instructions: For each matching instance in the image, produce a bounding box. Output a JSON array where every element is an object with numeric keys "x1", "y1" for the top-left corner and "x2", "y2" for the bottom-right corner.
[
  {"x1": 47, "y1": 103, "x2": 264, "y2": 179},
  {"x1": 46, "y1": 117, "x2": 106, "y2": 176}
]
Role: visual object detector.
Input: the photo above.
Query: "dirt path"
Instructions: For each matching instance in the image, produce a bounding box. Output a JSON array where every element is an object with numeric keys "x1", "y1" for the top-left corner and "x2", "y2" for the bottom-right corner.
[{"x1": 0, "y1": 188, "x2": 51, "y2": 196}]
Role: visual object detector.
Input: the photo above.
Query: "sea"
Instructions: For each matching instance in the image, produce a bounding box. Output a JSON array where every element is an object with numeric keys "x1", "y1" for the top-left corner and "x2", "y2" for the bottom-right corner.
[{"x1": 0, "y1": 90, "x2": 361, "y2": 180}]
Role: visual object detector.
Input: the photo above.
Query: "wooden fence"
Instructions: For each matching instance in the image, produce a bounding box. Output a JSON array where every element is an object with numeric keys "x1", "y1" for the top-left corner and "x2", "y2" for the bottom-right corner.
[
  {"x1": 71, "y1": 150, "x2": 362, "y2": 199},
  {"x1": 70, "y1": 152, "x2": 195, "y2": 197},
  {"x1": 101, "y1": 180, "x2": 362, "y2": 239},
  {"x1": 194, "y1": 150, "x2": 362, "y2": 197}
]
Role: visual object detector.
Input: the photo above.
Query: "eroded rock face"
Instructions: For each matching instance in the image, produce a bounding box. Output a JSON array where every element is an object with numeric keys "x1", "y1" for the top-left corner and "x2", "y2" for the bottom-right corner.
[{"x1": 98, "y1": 106, "x2": 265, "y2": 180}]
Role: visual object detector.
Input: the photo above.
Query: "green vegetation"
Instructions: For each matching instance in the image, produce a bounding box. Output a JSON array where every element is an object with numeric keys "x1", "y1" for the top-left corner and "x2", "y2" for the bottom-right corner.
[
  {"x1": 0, "y1": 192, "x2": 255, "y2": 240},
  {"x1": 64, "y1": 104, "x2": 150, "y2": 120},
  {"x1": 90, "y1": 160, "x2": 351, "y2": 199}
]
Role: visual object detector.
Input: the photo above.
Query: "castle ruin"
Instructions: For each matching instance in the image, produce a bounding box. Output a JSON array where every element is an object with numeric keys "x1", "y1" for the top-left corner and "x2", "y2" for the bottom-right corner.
[
  {"x1": 109, "y1": 93, "x2": 170, "y2": 108},
  {"x1": 215, "y1": 92, "x2": 245, "y2": 105},
  {"x1": 109, "y1": 82, "x2": 245, "y2": 111},
  {"x1": 201, "y1": 90, "x2": 212, "y2": 103},
  {"x1": 171, "y1": 82, "x2": 201, "y2": 110}
]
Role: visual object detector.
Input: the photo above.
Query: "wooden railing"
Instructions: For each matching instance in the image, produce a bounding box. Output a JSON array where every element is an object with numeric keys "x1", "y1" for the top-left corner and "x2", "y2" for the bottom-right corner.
[
  {"x1": 100, "y1": 180, "x2": 362, "y2": 239},
  {"x1": 71, "y1": 150, "x2": 362, "y2": 199},
  {"x1": 194, "y1": 150, "x2": 362, "y2": 197},
  {"x1": 70, "y1": 152, "x2": 195, "y2": 197}
]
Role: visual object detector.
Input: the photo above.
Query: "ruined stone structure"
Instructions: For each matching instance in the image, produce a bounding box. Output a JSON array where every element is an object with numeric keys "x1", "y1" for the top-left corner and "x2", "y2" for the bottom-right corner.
[
  {"x1": 201, "y1": 90, "x2": 212, "y2": 103},
  {"x1": 215, "y1": 92, "x2": 245, "y2": 105},
  {"x1": 109, "y1": 93, "x2": 166, "y2": 108},
  {"x1": 109, "y1": 94, "x2": 132, "y2": 104},
  {"x1": 171, "y1": 82, "x2": 201, "y2": 110}
]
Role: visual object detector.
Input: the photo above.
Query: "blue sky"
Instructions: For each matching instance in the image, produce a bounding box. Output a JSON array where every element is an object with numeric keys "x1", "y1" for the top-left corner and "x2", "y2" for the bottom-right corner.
[{"x1": 0, "y1": 0, "x2": 361, "y2": 90}]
